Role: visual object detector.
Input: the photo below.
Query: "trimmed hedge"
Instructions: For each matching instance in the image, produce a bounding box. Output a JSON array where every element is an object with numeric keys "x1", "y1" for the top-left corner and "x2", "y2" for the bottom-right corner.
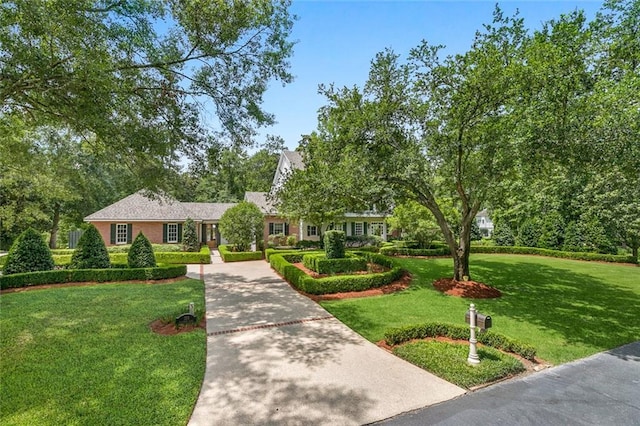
[
  {"x1": 264, "y1": 248, "x2": 323, "y2": 261},
  {"x1": 155, "y1": 246, "x2": 211, "y2": 264},
  {"x1": 48, "y1": 247, "x2": 210, "y2": 266},
  {"x1": 470, "y1": 246, "x2": 637, "y2": 264},
  {"x1": 384, "y1": 322, "x2": 536, "y2": 361},
  {"x1": 270, "y1": 252, "x2": 404, "y2": 295},
  {"x1": 380, "y1": 246, "x2": 450, "y2": 256},
  {"x1": 302, "y1": 253, "x2": 367, "y2": 274},
  {"x1": 0, "y1": 264, "x2": 187, "y2": 290},
  {"x1": 218, "y1": 244, "x2": 263, "y2": 262}
]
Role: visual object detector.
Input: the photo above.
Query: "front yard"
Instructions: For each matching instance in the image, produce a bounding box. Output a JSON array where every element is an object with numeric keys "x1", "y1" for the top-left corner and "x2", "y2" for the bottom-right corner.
[
  {"x1": 320, "y1": 254, "x2": 640, "y2": 364},
  {"x1": 0, "y1": 278, "x2": 206, "y2": 425}
]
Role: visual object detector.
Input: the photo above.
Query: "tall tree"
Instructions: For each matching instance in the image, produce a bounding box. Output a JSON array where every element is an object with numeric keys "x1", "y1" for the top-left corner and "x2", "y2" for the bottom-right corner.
[
  {"x1": 0, "y1": 0, "x2": 295, "y2": 188},
  {"x1": 296, "y1": 8, "x2": 526, "y2": 280}
]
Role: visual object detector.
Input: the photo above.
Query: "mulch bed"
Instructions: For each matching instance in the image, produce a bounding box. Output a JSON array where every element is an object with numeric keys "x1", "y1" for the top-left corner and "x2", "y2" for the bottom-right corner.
[
  {"x1": 149, "y1": 316, "x2": 206, "y2": 336},
  {"x1": 433, "y1": 278, "x2": 502, "y2": 298}
]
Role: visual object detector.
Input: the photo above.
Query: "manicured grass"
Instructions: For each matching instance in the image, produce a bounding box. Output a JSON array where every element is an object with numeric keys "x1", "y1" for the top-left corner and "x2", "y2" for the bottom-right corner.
[
  {"x1": 321, "y1": 255, "x2": 640, "y2": 364},
  {"x1": 393, "y1": 340, "x2": 525, "y2": 388},
  {"x1": 0, "y1": 279, "x2": 206, "y2": 425}
]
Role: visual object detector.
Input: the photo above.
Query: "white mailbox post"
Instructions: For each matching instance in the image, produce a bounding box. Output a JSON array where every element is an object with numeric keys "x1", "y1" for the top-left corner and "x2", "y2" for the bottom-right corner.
[{"x1": 467, "y1": 303, "x2": 480, "y2": 365}]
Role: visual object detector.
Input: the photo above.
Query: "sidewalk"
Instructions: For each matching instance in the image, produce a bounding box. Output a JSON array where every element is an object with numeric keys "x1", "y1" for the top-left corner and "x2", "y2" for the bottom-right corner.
[{"x1": 187, "y1": 253, "x2": 465, "y2": 425}]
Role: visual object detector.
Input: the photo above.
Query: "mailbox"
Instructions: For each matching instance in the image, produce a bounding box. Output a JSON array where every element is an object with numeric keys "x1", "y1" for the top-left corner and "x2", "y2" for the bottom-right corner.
[{"x1": 465, "y1": 310, "x2": 492, "y2": 330}]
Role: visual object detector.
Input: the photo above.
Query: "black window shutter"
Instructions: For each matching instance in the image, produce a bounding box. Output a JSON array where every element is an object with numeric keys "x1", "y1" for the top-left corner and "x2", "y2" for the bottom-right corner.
[
  {"x1": 284, "y1": 223, "x2": 289, "y2": 235},
  {"x1": 162, "y1": 224, "x2": 168, "y2": 243},
  {"x1": 269, "y1": 223, "x2": 274, "y2": 235},
  {"x1": 127, "y1": 224, "x2": 133, "y2": 244},
  {"x1": 364, "y1": 222, "x2": 368, "y2": 235},
  {"x1": 351, "y1": 222, "x2": 355, "y2": 236},
  {"x1": 178, "y1": 224, "x2": 183, "y2": 242},
  {"x1": 201, "y1": 223, "x2": 207, "y2": 243},
  {"x1": 110, "y1": 224, "x2": 116, "y2": 244}
]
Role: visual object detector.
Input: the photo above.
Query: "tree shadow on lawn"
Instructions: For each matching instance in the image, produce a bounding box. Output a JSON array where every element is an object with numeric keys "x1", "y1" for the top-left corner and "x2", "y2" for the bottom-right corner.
[{"x1": 466, "y1": 258, "x2": 640, "y2": 352}]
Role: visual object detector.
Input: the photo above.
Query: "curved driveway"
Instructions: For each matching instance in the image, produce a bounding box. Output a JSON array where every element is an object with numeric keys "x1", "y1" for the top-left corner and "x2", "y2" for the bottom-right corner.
[{"x1": 187, "y1": 253, "x2": 464, "y2": 425}]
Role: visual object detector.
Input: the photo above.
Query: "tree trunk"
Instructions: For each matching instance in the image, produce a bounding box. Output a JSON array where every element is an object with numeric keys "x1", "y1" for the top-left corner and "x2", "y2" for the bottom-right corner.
[
  {"x1": 49, "y1": 203, "x2": 60, "y2": 249},
  {"x1": 454, "y1": 217, "x2": 472, "y2": 281}
]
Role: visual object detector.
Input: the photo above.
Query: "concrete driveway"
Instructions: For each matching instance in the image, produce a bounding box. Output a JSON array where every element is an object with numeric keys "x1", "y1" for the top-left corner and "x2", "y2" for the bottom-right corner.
[{"x1": 187, "y1": 254, "x2": 465, "y2": 425}]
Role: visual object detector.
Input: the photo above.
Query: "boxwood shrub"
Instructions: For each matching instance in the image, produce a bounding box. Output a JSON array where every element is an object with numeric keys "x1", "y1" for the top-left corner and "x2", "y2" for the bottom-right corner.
[
  {"x1": 0, "y1": 264, "x2": 187, "y2": 290},
  {"x1": 219, "y1": 244, "x2": 263, "y2": 262},
  {"x1": 270, "y1": 252, "x2": 404, "y2": 295},
  {"x1": 383, "y1": 322, "x2": 536, "y2": 361},
  {"x1": 324, "y1": 230, "x2": 346, "y2": 259},
  {"x1": 470, "y1": 246, "x2": 636, "y2": 264},
  {"x1": 302, "y1": 253, "x2": 367, "y2": 274},
  {"x1": 154, "y1": 246, "x2": 211, "y2": 264},
  {"x1": 379, "y1": 246, "x2": 450, "y2": 256}
]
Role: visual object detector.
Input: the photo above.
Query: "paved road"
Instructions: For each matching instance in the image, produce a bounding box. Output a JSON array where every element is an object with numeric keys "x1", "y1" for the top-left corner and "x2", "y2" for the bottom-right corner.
[
  {"x1": 186, "y1": 254, "x2": 465, "y2": 425},
  {"x1": 377, "y1": 341, "x2": 640, "y2": 426}
]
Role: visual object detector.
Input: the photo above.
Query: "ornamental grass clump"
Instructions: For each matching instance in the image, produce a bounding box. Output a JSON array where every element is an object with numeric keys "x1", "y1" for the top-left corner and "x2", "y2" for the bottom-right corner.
[
  {"x1": 2, "y1": 228, "x2": 55, "y2": 275},
  {"x1": 70, "y1": 224, "x2": 110, "y2": 269},
  {"x1": 128, "y1": 232, "x2": 156, "y2": 268}
]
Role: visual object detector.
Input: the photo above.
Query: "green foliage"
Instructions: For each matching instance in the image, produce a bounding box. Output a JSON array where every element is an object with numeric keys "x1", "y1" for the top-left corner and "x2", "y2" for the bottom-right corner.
[
  {"x1": 286, "y1": 235, "x2": 297, "y2": 246},
  {"x1": 302, "y1": 253, "x2": 367, "y2": 274},
  {"x1": 562, "y1": 221, "x2": 583, "y2": 252},
  {"x1": 470, "y1": 245, "x2": 635, "y2": 264},
  {"x1": 379, "y1": 246, "x2": 450, "y2": 256},
  {"x1": 383, "y1": 322, "x2": 537, "y2": 361},
  {"x1": 218, "y1": 201, "x2": 264, "y2": 252},
  {"x1": 128, "y1": 232, "x2": 157, "y2": 268},
  {"x1": 182, "y1": 218, "x2": 200, "y2": 252},
  {"x1": 387, "y1": 201, "x2": 443, "y2": 249},
  {"x1": 155, "y1": 246, "x2": 211, "y2": 264},
  {"x1": 1, "y1": 1, "x2": 294, "y2": 190},
  {"x1": 538, "y1": 212, "x2": 565, "y2": 250},
  {"x1": 270, "y1": 252, "x2": 403, "y2": 295},
  {"x1": 393, "y1": 340, "x2": 525, "y2": 389},
  {"x1": 3, "y1": 228, "x2": 54, "y2": 275},
  {"x1": 324, "y1": 230, "x2": 346, "y2": 259},
  {"x1": 517, "y1": 218, "x2": 542, "y2": 248},
  {"x1": 470, "y1": 221, "x2": 483, "y2": 241},
  {"x1": 492, "y1": 222, "x2": 515, "y2": 246},
  {"x1": 218, "y1": 244, "x2": 263, "y2": 262},
  {"x1": 345, "y1": 235, "x2": 381, "y2": 248},
  {"x1": 0, "y1": 265, "x2": 187, "y2": 289},
  {"x1": 69, "y1": 224, "x2": 110, "y2": 269}
]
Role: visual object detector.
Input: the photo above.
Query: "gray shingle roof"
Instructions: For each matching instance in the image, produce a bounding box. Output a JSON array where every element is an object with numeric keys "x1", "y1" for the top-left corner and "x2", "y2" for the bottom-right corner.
[
  {"x1": 84, "y1": 191, "x2": 237, "y2": 222},
  {"x1": 283, "y1": 150, "x2": 304, "y2": 170},
  {"x1": 182, "y1": 203, "x2": 236, "y2": 221},
  {"x1": 244, "y1": 192, "x2": 276, "y2": 214}
]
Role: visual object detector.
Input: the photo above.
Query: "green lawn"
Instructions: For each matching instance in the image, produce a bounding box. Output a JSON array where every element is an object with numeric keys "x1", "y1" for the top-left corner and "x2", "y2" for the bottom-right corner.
[
  {"x1": 320, "y1": 254, "x2": 640, "y2": 364},
  {"x1": 393, "y1": 340, "x2": 525, "y2": 388},
  {"x1": 0, "y1": 279, "x2": 206, "y2": 426}
]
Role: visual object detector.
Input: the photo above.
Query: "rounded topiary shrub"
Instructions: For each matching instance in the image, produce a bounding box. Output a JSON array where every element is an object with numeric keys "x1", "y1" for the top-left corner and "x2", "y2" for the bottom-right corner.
[
  {"x1": 128, "y1": 232, "x2": 157, "y2": 268},
  {"x1": 324, "y1": 230, "x2": 346, "y2": 259},
  {"x1": 182, "y1": 218, "x2": 200, "y2": 252},
  {"x1": 70, "y1": 224, "x2": 111, "y2": 269},
  {"x1": 3, "y1": 228, "x2": 55, "y2": 275}
]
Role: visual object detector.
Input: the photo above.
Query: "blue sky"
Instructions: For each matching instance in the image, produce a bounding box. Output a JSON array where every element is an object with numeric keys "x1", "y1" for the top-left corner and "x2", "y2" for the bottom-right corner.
[{"x1": 254, "y1": 0, "x2": 604, "y2": 150}]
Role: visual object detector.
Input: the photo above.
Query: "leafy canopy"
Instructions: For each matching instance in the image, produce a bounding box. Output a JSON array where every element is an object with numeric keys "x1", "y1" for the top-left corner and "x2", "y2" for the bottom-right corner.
[{"x1": 219, "y1": 201, "x2": 264, "y2": 252}]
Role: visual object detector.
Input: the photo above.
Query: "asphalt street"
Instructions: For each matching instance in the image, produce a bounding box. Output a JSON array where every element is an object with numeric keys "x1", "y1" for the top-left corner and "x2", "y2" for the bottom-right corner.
[{"x1": 376, "y1": 341, "x2": 640, "y2": 426}]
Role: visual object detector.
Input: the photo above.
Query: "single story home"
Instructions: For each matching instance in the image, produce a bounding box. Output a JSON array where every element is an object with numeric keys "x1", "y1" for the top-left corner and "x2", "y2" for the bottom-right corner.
[
  {"x1": 85, "y1": 150, "x2": 390, "y2": 246},
  {"x1": 84, "y1": 191, "x2": 235, "y2": 247}
]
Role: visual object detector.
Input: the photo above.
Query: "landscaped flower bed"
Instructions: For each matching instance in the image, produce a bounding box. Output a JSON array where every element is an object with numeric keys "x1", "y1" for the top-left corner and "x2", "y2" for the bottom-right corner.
[{"x1": 270, "y1": 251, "x2": 404, "y2": 295}]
